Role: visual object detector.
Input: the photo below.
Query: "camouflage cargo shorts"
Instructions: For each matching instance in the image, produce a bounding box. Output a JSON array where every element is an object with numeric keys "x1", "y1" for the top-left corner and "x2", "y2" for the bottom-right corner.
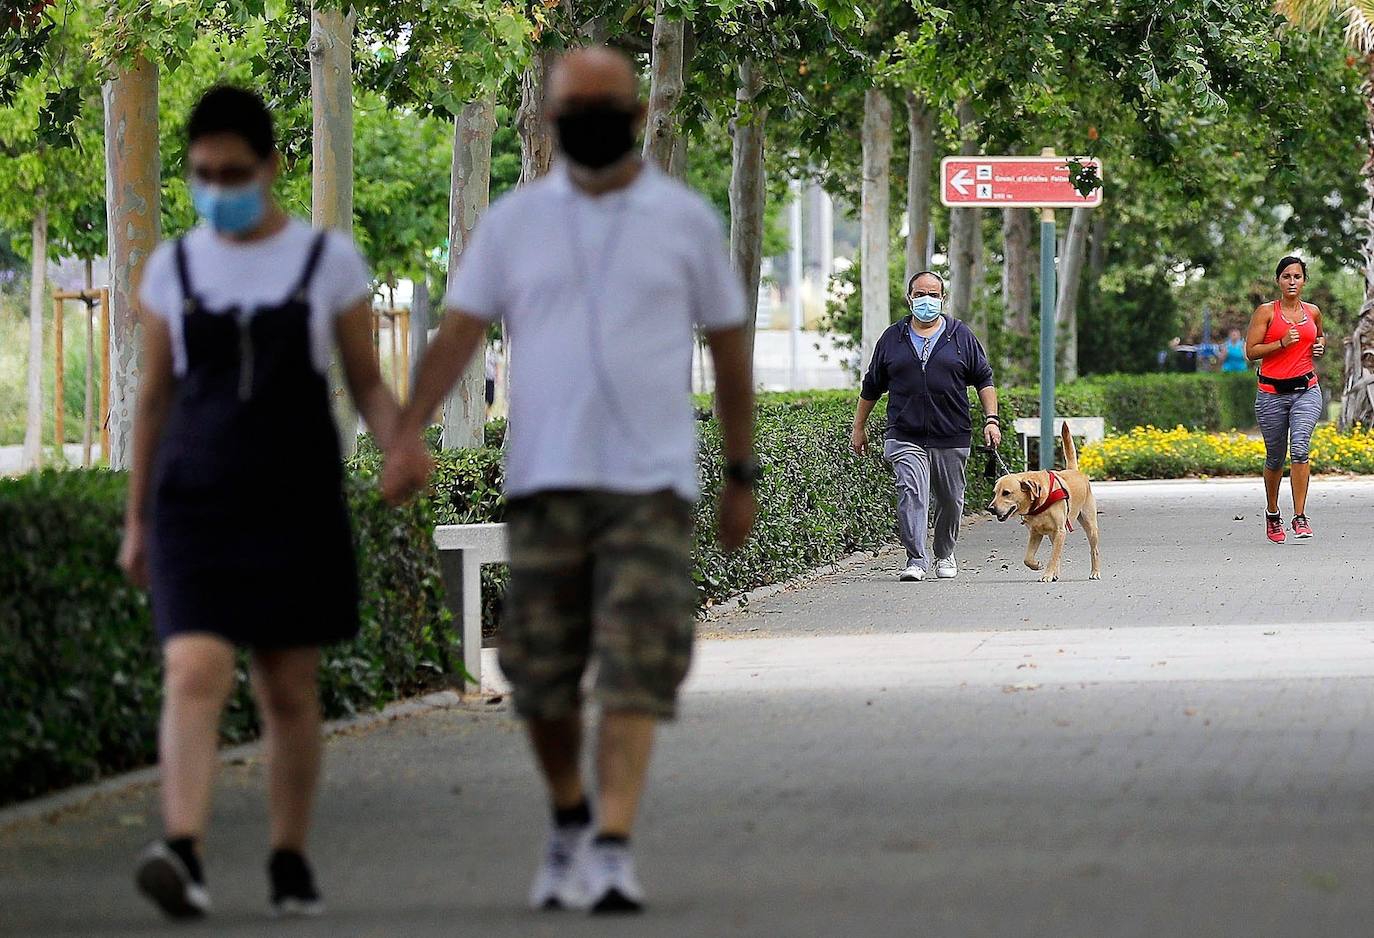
[{"x1": 500, "y1": 489, "x2": 696, "y2": 720}]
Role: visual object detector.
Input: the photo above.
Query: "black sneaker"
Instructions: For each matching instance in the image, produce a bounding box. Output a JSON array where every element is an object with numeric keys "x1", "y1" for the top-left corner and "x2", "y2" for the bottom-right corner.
[
  {"x1": 269, "y1": 849, "x2": 324, "y2": 917},
  {"x1": 135, "y1": 841, "x2": 211, "y2": 919}
]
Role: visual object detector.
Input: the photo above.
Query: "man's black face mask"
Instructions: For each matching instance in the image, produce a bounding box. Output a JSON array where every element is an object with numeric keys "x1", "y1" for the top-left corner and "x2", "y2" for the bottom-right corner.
[{"x1": 555, "y1": 104, "x2": 637, "y2": 170}]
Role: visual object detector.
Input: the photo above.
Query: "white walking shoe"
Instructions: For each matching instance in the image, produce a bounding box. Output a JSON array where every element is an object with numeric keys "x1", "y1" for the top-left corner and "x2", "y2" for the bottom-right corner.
[
  {"x1": 898, "y1": 563, "x2": 926, "y2": 582},
  {"x1": 582, "y1": 840, "x2": 645, "y2": 914},
  {"x1": 934, "y1": 557, "x2": 958, "y2": 579},
  {"x1": 529, "y1": 824, "x2": 593, "y2": 911}
]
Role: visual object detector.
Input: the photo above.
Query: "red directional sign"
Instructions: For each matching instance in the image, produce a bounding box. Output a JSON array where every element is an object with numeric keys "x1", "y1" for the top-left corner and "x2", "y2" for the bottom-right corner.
[{"x1": 940, "y1": 156, "x2": 1103, "y2": 208}]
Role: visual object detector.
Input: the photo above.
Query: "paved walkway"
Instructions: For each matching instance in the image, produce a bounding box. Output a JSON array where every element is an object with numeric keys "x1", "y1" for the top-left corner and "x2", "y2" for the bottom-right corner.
[
  {"x1": 4, "y1": 478, "x2": 1374, "y2": 937},
  {"x1": 0, "y1": 443, "x2": 106, "y2": 474}
]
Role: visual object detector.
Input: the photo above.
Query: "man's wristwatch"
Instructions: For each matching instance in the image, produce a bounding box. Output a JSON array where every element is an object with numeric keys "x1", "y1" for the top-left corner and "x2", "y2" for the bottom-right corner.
[
  {"x1": 984, "y1": 414, "x2": 1000, "y2": 424},
  {"x1": 725, "y1": 458, "x2": 762, "y2": 487}
]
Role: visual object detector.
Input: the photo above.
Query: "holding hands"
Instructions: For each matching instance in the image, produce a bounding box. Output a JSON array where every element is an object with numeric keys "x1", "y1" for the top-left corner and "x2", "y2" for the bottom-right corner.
[{"x1": 381, "y1": 425, "x2": 434, "y2": 506}]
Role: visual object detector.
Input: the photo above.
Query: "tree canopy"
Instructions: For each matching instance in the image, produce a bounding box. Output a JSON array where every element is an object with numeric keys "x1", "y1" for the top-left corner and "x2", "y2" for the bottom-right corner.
[{"x1": 0, "y1": 0, "x2": 1369, "y2": 381}]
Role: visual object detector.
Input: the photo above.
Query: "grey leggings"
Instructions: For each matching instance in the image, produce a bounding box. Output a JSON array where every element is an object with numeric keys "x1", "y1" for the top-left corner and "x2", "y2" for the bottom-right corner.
[{"x1": 1255, "y1": 386, "x2": 1322, "y2": 471}]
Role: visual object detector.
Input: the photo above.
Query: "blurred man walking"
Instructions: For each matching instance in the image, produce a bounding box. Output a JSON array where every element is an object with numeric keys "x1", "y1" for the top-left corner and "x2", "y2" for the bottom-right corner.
[{"x1": 384, "y1": 47, "x2": 757, "y2": 914}]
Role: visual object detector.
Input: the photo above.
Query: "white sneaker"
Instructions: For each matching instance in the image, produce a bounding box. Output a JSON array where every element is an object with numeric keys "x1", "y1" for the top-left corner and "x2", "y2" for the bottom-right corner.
[
  {"x1": 582, "y1": 840, "x2": 645, "y2": 914},
  {"x1": 898, "y1": 563, "x2": 926, "y2": 582},
  {"x1": 934, "y1": 557, "x2": 958, "y2": 579},
  {"x1": 529, "y1": 824, "x2": 592, "y2": 911},
  {"x1": 135, "y1": 842, "x2": 211, "y2": 919}
]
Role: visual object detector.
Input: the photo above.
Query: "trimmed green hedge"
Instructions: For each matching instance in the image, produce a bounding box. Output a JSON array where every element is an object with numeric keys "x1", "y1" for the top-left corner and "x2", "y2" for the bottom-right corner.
[
  {"x1": 691, "y1": 395, "x2": 891, "y2": 602},
  {"x1": 1002, "y1": 372, "x2": 1260, "y2": 432},
  {"x1": 0, "y1": 470, "x2": 454, "y2": 806},
  {"x1": 3, "y1": 392, "x2": 1027, "y2": 805},
  {"x1": 357, "y1": 392, "x2": 1023, "y2": 615}
]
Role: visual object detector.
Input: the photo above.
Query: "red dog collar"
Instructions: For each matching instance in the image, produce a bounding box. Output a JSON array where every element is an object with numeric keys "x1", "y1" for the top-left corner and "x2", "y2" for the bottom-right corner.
[{"x1": 1025, "y1": 471, "x2": 1073, "y2": 531}]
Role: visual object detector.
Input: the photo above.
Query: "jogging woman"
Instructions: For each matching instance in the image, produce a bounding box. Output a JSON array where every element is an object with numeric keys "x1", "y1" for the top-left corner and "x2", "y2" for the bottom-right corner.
[
  {"x1": 1246, "y1": 255, "x2": 1326, "y2": 544},
  {"x1": 119, "y1": 86, "x2": 400, "y2": 919}
]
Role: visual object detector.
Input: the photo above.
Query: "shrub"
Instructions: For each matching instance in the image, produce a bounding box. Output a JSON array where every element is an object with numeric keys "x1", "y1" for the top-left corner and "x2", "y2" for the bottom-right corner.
[
  {"x1": 0, "y1": 469, "x2": 453, "y2": 806},
  {"x1": 408, "y1": 392, "x2": 1020, "y2": 609},
  {"x1": 351, "y1": 435, "x2": 508, "y2": 638},
  {"x1": 998, "y1": 383, "x2": 1108, "y2": 422},
  {"x1": 1002, "y1": 372, "x2": 1260, "y2": 432},
  {"x1": 5, "y1": 395, "x2": 1026, "y2": 805},
  {"x1": 1214, "y1": 372, "x2": 1262, "y2": 430},
  {"x1": 690, "y1": 395, "x2": 893, "y2": 603}
]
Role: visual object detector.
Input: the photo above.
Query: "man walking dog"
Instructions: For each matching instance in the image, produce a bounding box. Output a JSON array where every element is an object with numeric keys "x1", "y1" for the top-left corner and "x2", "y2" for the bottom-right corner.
[{"x1": 850, "y1": 271, "x2": 1000, "y2": 581}]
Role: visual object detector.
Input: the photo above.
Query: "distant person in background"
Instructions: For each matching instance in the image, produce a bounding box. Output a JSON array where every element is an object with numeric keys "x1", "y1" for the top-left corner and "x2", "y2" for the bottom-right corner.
[
  {"x1": 1221, "y1": 327, "x2": 1250, "y2": 373},
  {"x1": 1246, "y1": 255, "x2": 1326, "y2": 544},
  {"x1": 1158, "y1": 336, "x2": 1181, "y2": 371},
  {"x1": 1174, "y1": 339, "x2": 1199, "y2": 372},
  {"x1": 1196, "y1": 338, "x2": 1222, "y2": 370},
  {"x1": 484, "y1": 342, "x2": 498, "y2": 408},
  {"x1": 121, "y1": 86, "x2": 399, "y2": 920}
]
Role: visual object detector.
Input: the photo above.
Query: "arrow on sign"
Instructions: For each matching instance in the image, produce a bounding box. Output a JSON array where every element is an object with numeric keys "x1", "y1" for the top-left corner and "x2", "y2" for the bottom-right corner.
[{"x1": 950, "y1": 169, "x2": 972, "y2": 196}]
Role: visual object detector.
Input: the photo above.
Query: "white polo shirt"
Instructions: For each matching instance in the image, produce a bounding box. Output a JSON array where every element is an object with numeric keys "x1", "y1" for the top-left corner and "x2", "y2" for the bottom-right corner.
[{"x1": 445, "y1": 162, "x2": 746, "y2": 501}]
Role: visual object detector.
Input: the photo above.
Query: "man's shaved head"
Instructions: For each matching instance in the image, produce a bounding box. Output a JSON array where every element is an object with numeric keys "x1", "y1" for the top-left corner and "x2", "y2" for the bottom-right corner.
[{"x1": 548, "y1": 46, "x2": 642, "y2": 114}]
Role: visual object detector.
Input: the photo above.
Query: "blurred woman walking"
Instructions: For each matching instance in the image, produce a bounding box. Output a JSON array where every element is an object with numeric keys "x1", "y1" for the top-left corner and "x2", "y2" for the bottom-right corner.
[{"x1": 119, "y1": 86, "x2": 398, "y2": 920}]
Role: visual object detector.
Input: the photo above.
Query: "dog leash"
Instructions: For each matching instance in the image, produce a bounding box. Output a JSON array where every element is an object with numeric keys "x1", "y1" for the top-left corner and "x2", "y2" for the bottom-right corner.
[{"x1": 981, "y1": 445, "x2": 1013, "y2": 482}]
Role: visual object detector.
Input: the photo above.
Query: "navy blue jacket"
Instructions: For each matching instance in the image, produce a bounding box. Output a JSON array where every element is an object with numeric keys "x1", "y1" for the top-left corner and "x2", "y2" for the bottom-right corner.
[{"x1": 860, "y1": 315, "x2": 995, "y2": 448}]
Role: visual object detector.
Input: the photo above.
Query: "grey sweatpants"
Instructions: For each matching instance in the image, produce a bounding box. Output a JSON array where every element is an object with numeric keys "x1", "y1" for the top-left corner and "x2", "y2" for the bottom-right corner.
[
  {"x1": 1256, "y1": 386, "x2": 1322, "y2": 471},
  {"x1": 882, "y1": 440, "x2": 970, "y2": 570}
]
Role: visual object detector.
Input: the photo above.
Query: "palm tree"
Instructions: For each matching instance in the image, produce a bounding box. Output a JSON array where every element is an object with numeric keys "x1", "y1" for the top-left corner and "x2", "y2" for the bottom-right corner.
[{"x1": 1279, "y1": 1, "x2": 1374, "y2": 428}]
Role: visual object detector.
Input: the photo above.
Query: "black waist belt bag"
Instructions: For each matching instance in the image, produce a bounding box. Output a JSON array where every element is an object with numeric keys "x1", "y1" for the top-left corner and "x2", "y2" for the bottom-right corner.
[{"x1": 1258, "y1": 371, "x2": 1315, "y2": 394}]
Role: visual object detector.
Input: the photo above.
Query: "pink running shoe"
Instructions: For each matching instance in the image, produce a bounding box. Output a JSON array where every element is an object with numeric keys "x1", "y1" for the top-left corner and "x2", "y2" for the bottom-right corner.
[
  {"x1": 1266, "y1": 512, "x2": 1286, "y2": 544},
  {"x1": 1292, "y1": 514, "x2": 1313, "y2": 539}
]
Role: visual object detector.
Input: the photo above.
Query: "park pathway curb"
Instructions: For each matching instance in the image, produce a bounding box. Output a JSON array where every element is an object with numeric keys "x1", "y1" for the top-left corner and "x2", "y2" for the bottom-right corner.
[
  {"x1": 0, "y1": 547, "x2": 892, "y2": 832},
  {"x1": 0, "y1": 689, "x2": 470, "y2": 832}
]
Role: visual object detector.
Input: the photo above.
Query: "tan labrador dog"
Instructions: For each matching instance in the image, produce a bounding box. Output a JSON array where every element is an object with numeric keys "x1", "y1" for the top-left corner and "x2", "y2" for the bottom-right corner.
[{"x1": 986, "y1": 422, "x2": 1102, "y2": 582}]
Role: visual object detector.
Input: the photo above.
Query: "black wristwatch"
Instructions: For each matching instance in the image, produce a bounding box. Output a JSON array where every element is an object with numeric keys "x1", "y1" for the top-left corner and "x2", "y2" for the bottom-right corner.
[
  {"x1": 725, "y1": 458, "x2": 763, "y2": 487},
  {"x1": 984, "y1": 414, "x2": 1000, "y2": 424}
]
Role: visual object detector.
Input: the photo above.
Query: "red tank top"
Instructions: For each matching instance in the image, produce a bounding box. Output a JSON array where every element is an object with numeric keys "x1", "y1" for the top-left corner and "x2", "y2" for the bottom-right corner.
[{"x1": 1258, "y1": 301, "x2": 1318, "y2": 391}]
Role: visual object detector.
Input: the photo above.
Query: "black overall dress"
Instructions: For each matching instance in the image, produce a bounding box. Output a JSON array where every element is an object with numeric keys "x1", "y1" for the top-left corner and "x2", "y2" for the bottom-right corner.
[{"x1": 147, "y1": 232, "x2": 360, "y2": 647}]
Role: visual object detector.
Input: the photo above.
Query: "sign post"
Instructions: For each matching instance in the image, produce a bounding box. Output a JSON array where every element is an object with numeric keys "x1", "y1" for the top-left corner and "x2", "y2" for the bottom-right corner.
[
  {"x1": 940, "y1": 152, "x2": 1102, "y2": 470},
  {"x1": 1039, "y1": 204, "x2": 1057, "y2": 472}
]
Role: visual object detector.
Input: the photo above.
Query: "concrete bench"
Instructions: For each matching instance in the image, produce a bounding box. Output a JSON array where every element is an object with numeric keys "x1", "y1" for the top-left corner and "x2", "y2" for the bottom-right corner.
[
  {"x1": 433, "y1": 523, "x2": 508, "y2": 691},
  {"x1": 1012, "y1": 416, "x2": 1106, "y2": 468}
]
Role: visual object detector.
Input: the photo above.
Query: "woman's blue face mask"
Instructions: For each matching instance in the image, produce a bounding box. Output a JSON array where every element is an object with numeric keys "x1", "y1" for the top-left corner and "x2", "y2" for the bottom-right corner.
[
  {"x1": 909, "y1": 295, "x2": 943, "y2": 323},
  {"x1": 191, "y1": 179, "x2": 267, "y2": 235}
]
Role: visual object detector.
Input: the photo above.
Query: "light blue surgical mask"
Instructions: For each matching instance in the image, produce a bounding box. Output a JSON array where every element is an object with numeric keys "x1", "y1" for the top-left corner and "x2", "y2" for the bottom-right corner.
[
  {"x1": 910, "y1": 295, "x2": 942, "y2": 323},
  {"x1": 191, "y1": 180, "x2": 267, "y2": 235}
]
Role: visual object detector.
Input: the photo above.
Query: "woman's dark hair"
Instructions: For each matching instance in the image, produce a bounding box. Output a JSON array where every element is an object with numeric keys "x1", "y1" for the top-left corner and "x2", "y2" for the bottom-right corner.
[
  {"x1": 1274, "y1": 255, "x2": 1307, "y2": 281},
  {"x1": 187, "y1": 86, "x2": 275, "y2": 159},
  {"x1": 907, "y1": 270, "x2": 945, "y2": 295}
]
